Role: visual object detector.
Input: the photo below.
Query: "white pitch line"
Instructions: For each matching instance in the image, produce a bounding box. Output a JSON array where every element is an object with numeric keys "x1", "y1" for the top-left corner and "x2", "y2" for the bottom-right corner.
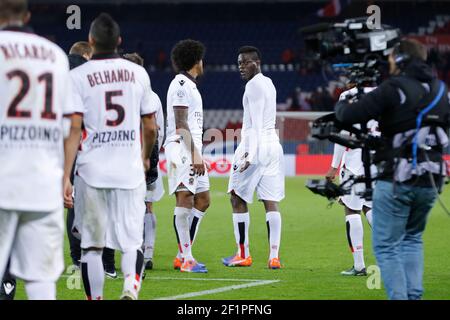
[
  {"x1": 155, "y1": 280, "x2": 280, "y2": 300},
  {"x1": 144, "y1": 276, "x2": 274, "y2": 282},
  {"x1": 60, "y1": 274, "x2": 276, "y2": 283}
]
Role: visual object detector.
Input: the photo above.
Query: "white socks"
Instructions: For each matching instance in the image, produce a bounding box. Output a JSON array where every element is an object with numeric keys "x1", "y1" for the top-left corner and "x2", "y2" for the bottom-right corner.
[
  {"x1": 81, "y1": 250, "x2": 104, "y2": 300},
  {"x1": 266, "y1": 211, "x2": 282, "y2": 259},
  {"x1": 365, "y1": 209, "x2": 373, "y2": 228},
  {"x1": 175, "y1": 207, "x2": 206, "y2": 260},
  {"x1": 25, "y1": 282, "x2": 56, "y2": 300},
  {"x1": 143, "y1": 212, "x2": 157, "y2": 260},
  {"x1": 174, "y1": 207, "x2": 193, "y2": 261},
  {"x1": 121, "y1": 249, "x2": 144, "y2": 299},
  {"x1": 233, "y1": 213, "x2": 250, "y2": 258},
  {"x1": 189, "y1": 208, "x2": 206, "y2": 245},
  {"x1": 345, "y1": 214, "x2": 365, "y2": 271}
]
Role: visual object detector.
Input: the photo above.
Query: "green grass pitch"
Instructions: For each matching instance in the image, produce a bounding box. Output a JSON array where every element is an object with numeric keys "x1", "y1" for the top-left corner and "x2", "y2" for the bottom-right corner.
[{"x1": 13, "y1": 177, "x2": 450, "y2": 300}]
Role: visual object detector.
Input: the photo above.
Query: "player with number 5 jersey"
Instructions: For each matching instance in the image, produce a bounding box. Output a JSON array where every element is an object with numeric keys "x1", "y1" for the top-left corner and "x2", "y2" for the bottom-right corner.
[{"x1": 65, "y1": 13, "x2": 157, "y2": 300}]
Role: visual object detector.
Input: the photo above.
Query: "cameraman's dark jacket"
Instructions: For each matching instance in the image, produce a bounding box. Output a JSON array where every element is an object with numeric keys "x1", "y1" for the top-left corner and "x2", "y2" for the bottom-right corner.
[{"x1": 335, "y1": 58, "x2": 450, "y2": 186}]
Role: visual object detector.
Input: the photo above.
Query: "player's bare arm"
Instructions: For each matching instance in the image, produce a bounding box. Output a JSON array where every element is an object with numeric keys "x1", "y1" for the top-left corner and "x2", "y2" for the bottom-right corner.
[
  {"x1": 174, "y1": 106, "x2": 205, "y2": 176},
  {"x1": 142, "y1": 113, "x2": 158, "y2": 171},
  {"x1": 325, "y1": 167, "x2": 338, "y2": 181},
  {"x1": 63, "y1": 114, "x2": 83, "y2": 208}
]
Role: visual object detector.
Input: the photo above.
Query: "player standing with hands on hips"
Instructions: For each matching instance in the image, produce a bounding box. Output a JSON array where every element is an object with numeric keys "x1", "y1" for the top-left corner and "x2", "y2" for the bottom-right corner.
[
  {"x1": 335, "y1": 39, "x2": 450, "y2": 300},
  {"x1": 223, "y1": 46, "x2": 285, "y2": 269}
]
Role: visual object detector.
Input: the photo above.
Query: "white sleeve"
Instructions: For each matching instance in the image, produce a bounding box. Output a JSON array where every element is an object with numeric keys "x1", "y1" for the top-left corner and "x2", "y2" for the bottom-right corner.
[
  {"x1": 245, "y1": 81, "x2": 265, "y2": 164},
  {"x1": 140, "y1": 70, "x2": 158, "y2": 116},
  {"x1": 62, "y1": 64, "x2": 75, "y2": 116},
  {"x1": 169, "y1": 82, "x2": 189, "y2": 108},
  {"x1": 69, "y1": 70, "x2": 84, "y2": 115},
  {"x1": 151, "y1": 91, "x2": 165, "y2": 147},
  {"x1": 331, "y1": 143, "x2": 345, "y2": 168}
]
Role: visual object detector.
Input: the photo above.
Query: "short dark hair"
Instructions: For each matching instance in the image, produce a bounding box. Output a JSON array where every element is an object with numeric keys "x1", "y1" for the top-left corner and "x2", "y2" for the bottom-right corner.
[
  {"x1": 238, "y1": 46, "x2": 262, "y2": 61},
  {"x1": 0, "y1": 0, "x2": 27, "y2": 20},
  {"x1": 396, "y1": 39, "x2": 427, "y2": 62},
  {"x1": 89, "y1": 13, "x2": 120, "y2": 52},
  {"x1": 69, "y1": 41, "x2": 92, "y2": 57},
  {"x1": 123, "y1": 52, "x2": 144, "y2": 66},
  {"x1": 171, "y1": 39, "x2": 205, "y2": 72}
]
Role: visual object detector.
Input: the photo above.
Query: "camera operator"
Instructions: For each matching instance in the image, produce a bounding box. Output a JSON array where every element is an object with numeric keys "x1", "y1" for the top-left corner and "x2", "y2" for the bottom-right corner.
[{"x1": 335, "y1": 39, "x2": 450, "y2": 300}]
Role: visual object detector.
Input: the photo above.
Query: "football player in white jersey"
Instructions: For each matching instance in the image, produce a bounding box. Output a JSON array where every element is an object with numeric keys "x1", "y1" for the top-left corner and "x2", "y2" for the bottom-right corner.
[
  {"x1": 325, "y1": 85, "x2": 379, "y2": 276},
  {"x1": 64, "y1": 14, "x2": 158, "y2": 300},
  {"x1": 122, "y1": 52, "x2": 165, "y2": 271},
  {"x1": 142, "y1": 90, "x2": 165, "y2": 270},
  {"x1": 223, "y1": 46, "x2": 285, "y2": 269},
  {"x1": 164, "y1": 40, "x2": 210, "y2": 273},
  {"x1": 0, "y1": 0, "x2": 81, "y2": 300}
]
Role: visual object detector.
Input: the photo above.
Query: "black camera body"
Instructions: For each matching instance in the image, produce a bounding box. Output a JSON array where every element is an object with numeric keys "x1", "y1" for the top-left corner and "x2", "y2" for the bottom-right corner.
[{"x1": 301, "y1": 18, "x2": 401, "y2": 201}]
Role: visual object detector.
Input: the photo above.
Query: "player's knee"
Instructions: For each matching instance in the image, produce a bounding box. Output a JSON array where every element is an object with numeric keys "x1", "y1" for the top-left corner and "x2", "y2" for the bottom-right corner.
[
  {"x1": 230, "y1": 192, "x2": 247, "y2": 212},
  {"x1": 176, "y1": 192, "x2": 194, "y2": 209},
  {"x1": 195, "y1": 194, "x2": 210, "y2": 211},
  {"x1": 263, "y1": 200, "x2": 279, "y2": 212}
]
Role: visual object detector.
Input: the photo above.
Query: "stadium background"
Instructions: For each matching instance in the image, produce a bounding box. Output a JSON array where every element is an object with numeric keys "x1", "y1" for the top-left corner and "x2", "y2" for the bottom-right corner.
[
  {"x1": 9, "y1": 0, "x2": 450, "y2": 301},
  {"x1": 28, "y1": 0, "x2": 450, "y2": 177}
]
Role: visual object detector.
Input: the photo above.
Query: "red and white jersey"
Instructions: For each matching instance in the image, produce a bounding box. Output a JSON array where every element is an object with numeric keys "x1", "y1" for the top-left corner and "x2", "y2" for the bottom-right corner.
[
  {"x1": 151, "y1": 91, "x2": 165, "y2": 148},
  {"x1": 331, "y1": 87, "x2": 380, "y2": 176},
  {"x1": 165, "y1": 73, "x2": 203, "y2": 151},
  {"x1": 70, "y1": 54, "x2": 157, "y2": 189},
  {"x1": 241, "y1": 73, "x2": 279, "y2": 163},
  {"x1": 0, "y1": 27, "x2": 73, "y2": 212}
]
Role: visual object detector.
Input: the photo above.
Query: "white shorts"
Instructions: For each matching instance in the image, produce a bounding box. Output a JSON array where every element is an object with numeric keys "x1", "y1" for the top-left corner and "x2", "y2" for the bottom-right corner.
[
  {"x1": 165, "y1": 141, "x2": 210, "y2": 195},
  {"x1": 145, "y1": 167, "x2": 165, "y2": 203},
  {"x1": 227, "y1": 141, "x2": 285, "y2": 204},
  {"x1": 0, "y1": 207, "x2": 64, "y2": 282},
  {"x1": 74, "y1": 176, "x2": 146, "y2": 252},
  {"x1": 339, "y1": 167, "x2": 372, "y2": 211}
]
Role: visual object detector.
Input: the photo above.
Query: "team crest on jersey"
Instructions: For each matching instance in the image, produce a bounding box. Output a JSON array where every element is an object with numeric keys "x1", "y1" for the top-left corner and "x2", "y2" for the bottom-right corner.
[
  {"x1": 177, "y1": 89, "x2": 185, "y2": 98},
  {"x1": 179, "y1": 80, "x2": 185, "y2": 86},
  {"x1": 233, "y1": 164, "x2": 238, "y2": 171},
  {"x1": 189, "y1": 177, "x2": 194, "y2": 185},
  {"x1": 181, "y1": 156, "x2": 187, "y2": 164}
]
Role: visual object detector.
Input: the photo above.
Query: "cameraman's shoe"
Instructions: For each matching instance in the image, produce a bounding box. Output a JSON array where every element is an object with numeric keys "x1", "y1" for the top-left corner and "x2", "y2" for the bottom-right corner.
[{"x1": 341, "y1": 266, "x2": 367, "y2": 276}]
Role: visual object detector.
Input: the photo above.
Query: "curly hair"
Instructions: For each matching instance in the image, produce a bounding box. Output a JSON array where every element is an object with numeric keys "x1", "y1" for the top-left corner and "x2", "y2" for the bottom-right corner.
[{"x1": 171, "y1": 39, "x2": 205, "y2": 73}]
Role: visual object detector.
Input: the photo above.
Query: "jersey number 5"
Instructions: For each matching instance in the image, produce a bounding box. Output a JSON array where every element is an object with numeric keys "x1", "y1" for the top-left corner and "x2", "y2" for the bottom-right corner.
[
  {"x1": 105, "y1": 90, "x2": 125, "y2": 127},
  {"x1": 7, "y1": 70, "x2": 56, "y2": 120}
]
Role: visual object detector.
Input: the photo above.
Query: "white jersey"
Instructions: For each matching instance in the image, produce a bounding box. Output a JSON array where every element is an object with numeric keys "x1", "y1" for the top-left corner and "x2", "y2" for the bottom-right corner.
[
  {"x1": 151, "y1": 91, "x2": 165, "y2": 148},
  {"x1": 331, "y1": 87, "x2": 380, "y2": 176},
  {"x1": 241, "y1": 73, "x2": 279, "y2": 163},
  {"x1": 70, "y1": 54, "x2": 157, "y2": 189},
  {"x1": 165, "y1": 73, "x2": 203, "y2": 151},
  {"x1": 0, "y1": 28, "x2": 74, "y2": 212}
]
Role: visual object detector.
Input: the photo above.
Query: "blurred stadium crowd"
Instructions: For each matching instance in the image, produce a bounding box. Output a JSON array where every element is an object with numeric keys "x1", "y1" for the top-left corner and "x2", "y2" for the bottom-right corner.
[{"x1": 27, "y1": 0, "x2": 450, "y2": 155}]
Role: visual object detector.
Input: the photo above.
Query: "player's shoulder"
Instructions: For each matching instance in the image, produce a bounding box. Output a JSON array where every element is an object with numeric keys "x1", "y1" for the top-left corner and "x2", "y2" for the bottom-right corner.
[
  {"x1": 120, "y1": 58, "x2": 148, "y2": 75},
  {"x1": 1, "y1": 30, "x2": 67, "y2": 63},
  {"x1": 245, "y1": 73, "x2": 267, "y2": 91},
  {"x1": 169, "y1": 74, "x2": 190, "y2": 91},
  {"x1": 151, "y1": 90, "x2": 162, "y2": 105}
]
